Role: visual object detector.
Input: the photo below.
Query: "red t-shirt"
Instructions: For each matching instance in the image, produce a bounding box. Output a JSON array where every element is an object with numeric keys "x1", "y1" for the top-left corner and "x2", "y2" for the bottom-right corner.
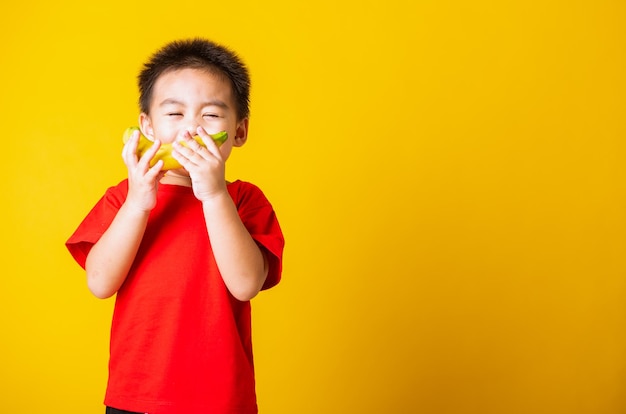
[{"x1": 66, "y1": 179, "x2": 284, "y2": 414}]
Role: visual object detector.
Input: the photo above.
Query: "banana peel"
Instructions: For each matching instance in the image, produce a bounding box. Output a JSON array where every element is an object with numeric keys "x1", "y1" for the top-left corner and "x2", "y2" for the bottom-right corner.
[{"x1": 122, "y1": 126, "x2": 228, "y2": 170}]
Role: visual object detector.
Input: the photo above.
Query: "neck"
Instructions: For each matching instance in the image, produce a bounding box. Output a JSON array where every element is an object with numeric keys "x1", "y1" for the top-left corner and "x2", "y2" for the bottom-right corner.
[{"x1": 161, "y1": 171, "x2": 192, "y2": 187}]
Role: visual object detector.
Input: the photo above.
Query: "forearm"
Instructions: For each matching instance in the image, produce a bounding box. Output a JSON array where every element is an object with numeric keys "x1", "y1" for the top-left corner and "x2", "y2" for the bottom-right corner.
[
  {"x1": 85, "y1": 203, "x2": 150, "y2": 299},
  {"x1": 202, "y1": 192, "x2": 268, "y2": 301}
]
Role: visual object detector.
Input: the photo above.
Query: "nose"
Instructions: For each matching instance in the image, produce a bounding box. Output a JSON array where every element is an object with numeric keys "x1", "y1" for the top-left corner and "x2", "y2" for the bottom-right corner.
[{"x1": 183, "y1": 123, "x2": 200, "y2": 137}]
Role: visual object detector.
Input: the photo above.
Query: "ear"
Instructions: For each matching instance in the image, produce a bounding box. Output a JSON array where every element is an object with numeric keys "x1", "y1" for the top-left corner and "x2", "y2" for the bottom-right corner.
[
  {"x1": 232, "y1": 118, "x2": 249, "y2": 147},
  {"x1": 138, "y1": 113, "x2": 155, "y2": 139}
]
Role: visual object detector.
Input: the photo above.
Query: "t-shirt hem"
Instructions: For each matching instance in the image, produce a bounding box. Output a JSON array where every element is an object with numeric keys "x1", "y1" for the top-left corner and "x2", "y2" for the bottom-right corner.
[{"x1": 105, "y1": 394, "x2": 258, "y2": 414}]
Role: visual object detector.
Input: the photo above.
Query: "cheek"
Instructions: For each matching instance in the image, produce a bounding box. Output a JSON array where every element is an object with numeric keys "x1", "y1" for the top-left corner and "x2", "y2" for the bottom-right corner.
[
  {"x1": 153, "y1": 124, "x2": 179, "y2": 144},
  {"x1": 219, "y1": 142, "x2": 234, "y2": 160}
]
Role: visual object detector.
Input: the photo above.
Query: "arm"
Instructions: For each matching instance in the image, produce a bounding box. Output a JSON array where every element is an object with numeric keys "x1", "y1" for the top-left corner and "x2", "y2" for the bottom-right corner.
[
  {"x1": 85, "y1": 203, "x2": 150, "y2": 298},
  {"x1": 173, "y1": 129, "x2": 268, "y2": 301},
  {"x1": 85, "y1": 130, "x2": 164, "y2": 299},
  {"x1": 202, "y1": 193, "x2": 269, "y2": 301}
]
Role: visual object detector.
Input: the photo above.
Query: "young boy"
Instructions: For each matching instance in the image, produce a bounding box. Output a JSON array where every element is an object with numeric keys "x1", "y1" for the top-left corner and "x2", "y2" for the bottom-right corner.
[{"x1": 66, "y1": 38, "x2": 284, "y2": 414}]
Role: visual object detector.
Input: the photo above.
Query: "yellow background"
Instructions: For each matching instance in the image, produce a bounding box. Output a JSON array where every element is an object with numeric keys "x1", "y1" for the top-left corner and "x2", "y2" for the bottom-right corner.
[{"x1": 1, "y1": 0, "x2": 625, "y2": 413}]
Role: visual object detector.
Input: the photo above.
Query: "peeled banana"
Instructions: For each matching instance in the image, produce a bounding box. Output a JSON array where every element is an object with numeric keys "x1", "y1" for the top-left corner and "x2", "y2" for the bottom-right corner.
[{"x1": 122, "y1": 126, "x2": 228, "y2": 170}]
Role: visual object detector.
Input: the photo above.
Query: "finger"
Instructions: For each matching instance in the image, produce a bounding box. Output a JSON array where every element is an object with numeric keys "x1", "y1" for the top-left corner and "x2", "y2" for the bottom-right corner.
[
  {"x1": 146, "y1": 159, "x2": 164, "y2": 178},
  {"x1": 173, "y1": 134, "x2": 205, "y2": 163},
  {"x1": 185, "y1": 132, "x2": 211, "y2": 159},
  {"x1": 184, "y1": 130, "x2": 204, "y2": 151},
  {"x1": 172, "y1": 140, "x2": 190, "y2": 163},
  {"x1": 122, "y1": 130, "x2": 140, "y2": 167},
  {"x1": 196, "y1": 126, "x2": 220, "y2": 155},
  {"x1": 138, "y1": 139, "x2": 161, "y2": 169}
]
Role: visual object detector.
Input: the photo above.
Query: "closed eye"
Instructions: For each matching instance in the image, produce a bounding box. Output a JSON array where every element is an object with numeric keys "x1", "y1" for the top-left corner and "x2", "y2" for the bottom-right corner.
[{"x1": 167, "y1": 113, "x2": 183, "y2": 116}]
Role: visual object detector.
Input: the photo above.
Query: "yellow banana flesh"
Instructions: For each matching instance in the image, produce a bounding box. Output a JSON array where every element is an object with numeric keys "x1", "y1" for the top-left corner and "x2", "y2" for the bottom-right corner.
[{"x1": 122, "y1": 126, "x2": 228, "y2": 170}]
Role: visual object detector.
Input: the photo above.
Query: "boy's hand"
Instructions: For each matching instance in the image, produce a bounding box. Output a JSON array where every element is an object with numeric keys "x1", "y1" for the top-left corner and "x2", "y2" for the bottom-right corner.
[
  {"x1": 122, "y1": 129, "x2": 165, "y2": 212},
  {"x1": 172, "y1": 127, "x2": 227, "y2": 202}
]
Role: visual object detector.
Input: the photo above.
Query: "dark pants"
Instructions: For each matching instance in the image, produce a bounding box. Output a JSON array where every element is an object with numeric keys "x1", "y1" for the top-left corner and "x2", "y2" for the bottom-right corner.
[{"x1": 106, "y1": 407, "x2": 144, "y2": 414}]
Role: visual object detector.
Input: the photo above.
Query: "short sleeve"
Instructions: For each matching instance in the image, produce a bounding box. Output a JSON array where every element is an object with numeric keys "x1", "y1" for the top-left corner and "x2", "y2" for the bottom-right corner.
[
  {"x1": 65, "y1": 180, "x2": 128, "y2": 269},
  {"x1": 230, "y1": 181, "x2": 285, "y2": 290}
]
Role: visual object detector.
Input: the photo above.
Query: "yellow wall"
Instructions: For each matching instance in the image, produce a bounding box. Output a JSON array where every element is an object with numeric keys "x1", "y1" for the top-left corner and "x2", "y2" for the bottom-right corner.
[{"x1": 1, "y1": 1, "x2": 625, "y2": 413}]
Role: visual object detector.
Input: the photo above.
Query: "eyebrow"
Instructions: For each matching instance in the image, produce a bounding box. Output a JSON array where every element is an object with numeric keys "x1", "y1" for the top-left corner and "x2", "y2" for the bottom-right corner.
[{"x1": 159, "y1": 98, "x2": 229, "y2": 109}]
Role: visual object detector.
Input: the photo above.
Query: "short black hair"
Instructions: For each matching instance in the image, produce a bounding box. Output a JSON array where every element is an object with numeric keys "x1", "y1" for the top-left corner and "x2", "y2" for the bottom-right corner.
[{"x1": 138, "y1": 38, "x2": 250, "y2": 120}]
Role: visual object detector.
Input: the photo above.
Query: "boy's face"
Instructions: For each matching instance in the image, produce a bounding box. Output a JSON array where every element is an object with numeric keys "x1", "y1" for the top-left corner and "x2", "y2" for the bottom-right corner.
[{"x1": 139, "y1": 67, "x2": 247, "y2": 161}]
